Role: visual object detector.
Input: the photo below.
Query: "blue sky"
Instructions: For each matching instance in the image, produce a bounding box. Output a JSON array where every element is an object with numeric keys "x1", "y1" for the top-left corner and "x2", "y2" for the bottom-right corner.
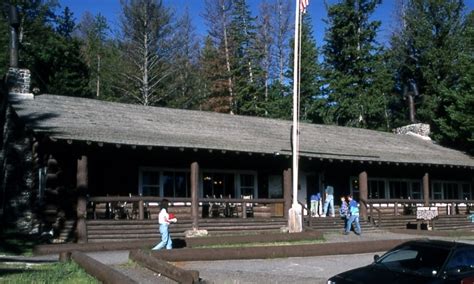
[{"x1": 58, "y1": 0, "x2": 473, "y2": 46}]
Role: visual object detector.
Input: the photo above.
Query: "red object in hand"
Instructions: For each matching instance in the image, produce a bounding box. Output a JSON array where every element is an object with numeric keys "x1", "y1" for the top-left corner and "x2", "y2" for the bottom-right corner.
[{"x1": 168, "y1": 213, "x2": 175, "y2": 220}]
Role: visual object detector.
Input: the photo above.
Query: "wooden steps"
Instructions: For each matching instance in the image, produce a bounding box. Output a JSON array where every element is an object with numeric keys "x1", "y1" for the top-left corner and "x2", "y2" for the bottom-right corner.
[
  {"x1": 85, "y1": 218, "x2": 287, "y2": 243},
  {"x1": 432, "y1": 215, "x2": 474, "y2": 231},
  {"x1": 376, "y1": 215, "x2": 417, "y2": 229},
  {"x1": 63, "y1": 214, "x2": 474, "y2": 244},
  {"x1": 305, "y1": 216, "x2": 378, "y2": 232}
]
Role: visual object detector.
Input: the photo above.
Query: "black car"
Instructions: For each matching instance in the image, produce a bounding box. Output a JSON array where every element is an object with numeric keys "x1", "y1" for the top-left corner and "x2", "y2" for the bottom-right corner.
[{"x1": 327, "y1": 239, "x2": 474, "y2": 284}]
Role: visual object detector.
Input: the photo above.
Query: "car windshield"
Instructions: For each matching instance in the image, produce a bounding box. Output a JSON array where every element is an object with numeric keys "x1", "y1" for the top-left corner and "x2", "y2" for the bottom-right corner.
[
  {"x1": 445, "y1": 247, "x2": 474, "y2": 275},
  {"x1": 376, "y1": 244, "x2": 450, "y2": 277}
]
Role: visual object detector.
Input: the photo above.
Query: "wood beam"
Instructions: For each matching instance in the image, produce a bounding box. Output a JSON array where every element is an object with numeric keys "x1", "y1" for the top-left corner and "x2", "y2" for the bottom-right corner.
[
  {"x1": 283, "y1": 168, "x2": 292, "y2": 220},
  {"x1": 358, "y1": 171, "x2": 368, "y2": 220},
  {"x1": 423, "y1": 173, "x2": 430, "y2": 206},
  {"x1": 76, "y1": 155, "x2": 88, "y2": 244}
]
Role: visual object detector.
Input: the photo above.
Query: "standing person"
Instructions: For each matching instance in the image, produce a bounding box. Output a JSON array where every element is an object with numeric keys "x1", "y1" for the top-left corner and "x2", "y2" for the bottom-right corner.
[
  {"x1": 310, "y1": 192, "x2": 321, "y2": 217},
  {"x1": 322, "y1": 185, "x2": 335, "y2": 217},
  {"x1": 152, "y1": 199, "x2": 177, "y2": 250},
  {"x1": 344, "y1": 195, "x2": 361, "y2": 235},
  {"x1": 339, "y1": 196, "x2": 349, "y2": 229}
]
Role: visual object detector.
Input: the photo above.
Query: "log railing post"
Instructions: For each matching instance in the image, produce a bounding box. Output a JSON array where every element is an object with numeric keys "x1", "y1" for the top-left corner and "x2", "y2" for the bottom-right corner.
[{"x1": 139, "y1": 200, "x2": 144, "y2": 220}]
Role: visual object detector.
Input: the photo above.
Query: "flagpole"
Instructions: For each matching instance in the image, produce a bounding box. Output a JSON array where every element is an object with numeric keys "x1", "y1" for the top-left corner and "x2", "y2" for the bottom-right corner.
[{"x1": 292, "y1": 0, "x2": 300, "y2": 208}]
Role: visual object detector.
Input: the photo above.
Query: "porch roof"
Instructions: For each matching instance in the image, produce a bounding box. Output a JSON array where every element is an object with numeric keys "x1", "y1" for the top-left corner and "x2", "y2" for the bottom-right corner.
[{"x1": 10, "y1": 94, "x2": 474, "y2": 168}]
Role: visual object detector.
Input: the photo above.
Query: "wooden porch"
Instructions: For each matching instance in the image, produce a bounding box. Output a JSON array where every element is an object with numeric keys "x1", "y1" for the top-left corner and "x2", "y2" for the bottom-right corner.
[{"x1": 46, "y1": 197, "x2": 474, "y2": 244}]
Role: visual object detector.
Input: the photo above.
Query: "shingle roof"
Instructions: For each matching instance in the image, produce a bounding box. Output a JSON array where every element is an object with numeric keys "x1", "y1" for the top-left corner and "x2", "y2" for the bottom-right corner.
[{"x1": 10, "y1": 94, "x2": 474, "y2": 168}]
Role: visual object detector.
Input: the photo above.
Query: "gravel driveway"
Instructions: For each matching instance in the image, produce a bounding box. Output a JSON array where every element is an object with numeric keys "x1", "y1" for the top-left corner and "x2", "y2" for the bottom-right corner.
[{"x1": 178, "y1": 252, "x2": 380, "y2": 284}]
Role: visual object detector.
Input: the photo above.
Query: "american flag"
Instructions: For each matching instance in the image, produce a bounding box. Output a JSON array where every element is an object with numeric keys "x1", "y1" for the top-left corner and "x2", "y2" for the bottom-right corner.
[{"x1": 300, "y1": 0, "x2": 309, "y2": 13}]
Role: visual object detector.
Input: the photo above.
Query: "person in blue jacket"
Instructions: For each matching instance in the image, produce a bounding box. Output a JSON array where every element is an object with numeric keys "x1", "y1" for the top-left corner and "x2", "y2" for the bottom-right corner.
[
  {"x1": 344, "y1": 195, "x2": 361, "y2": 235},
  {"x1": 310, "y1": 192, "x2": 321, "y2": 217}
]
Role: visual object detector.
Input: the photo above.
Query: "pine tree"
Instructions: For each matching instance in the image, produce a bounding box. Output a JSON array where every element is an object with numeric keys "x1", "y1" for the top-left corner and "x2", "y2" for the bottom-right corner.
[
  {"x1": 228, "y1": 0, "x2": 265, "y2": 116},
  {"x1": 322, "y1": 0, "x2": 392, "y2": 129},
  {"x1": 117, "y1": 0, "x2": 173, "y2": 106},
  {"x1": 435, "y1": 10, "x2": 474, "y2": 154},
  {"x1": 202, "y1": 0, "x2": 234, "y2": 113},
  {"x1": 76, "y1": 12, "x2": 119, "y2": 100},
  {"x1": 389, "y1": 0, "x2": 467, "y2": 143},
  {"x1": 199, "y1": 36, "x2": 231, "y2": 113},
  {"x1": 166, "y1": 8, "x2": 202, "y2": 109},
  {"x1": 18, "y1": 2, "x2": 91, "y2": 97},
  {"x1": 256, "y1": 0, "x2": 293, "y2": 118},
  {"x1": 55, "y1": 6, "x2": 75, "y2": 38},
  {"x1": 0, "y1": 5, "x2": 13, "y2": 75}
]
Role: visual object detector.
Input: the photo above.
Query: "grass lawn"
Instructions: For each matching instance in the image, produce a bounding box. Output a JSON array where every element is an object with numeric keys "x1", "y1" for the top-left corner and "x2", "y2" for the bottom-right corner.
[
  {"x1": 0, "y1": 230, "x2": 97, "y2": 283},
  {"x1": 0, "y1": 261, "x2": 97, "y2": 283},
  {"x1": 0, "y1": 230, "x2": 39, "y2": 256}
]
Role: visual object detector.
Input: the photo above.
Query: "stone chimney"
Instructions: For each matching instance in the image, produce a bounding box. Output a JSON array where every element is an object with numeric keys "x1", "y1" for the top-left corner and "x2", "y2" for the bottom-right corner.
[
  {"x1": 7, "y1": 68, "x2": 33, "y2": 100},
  {"x1": 5, "y1": 4, "x2": 33, "y2": 101},
  {"x1": 393, "y1": 123, "x2": 431, "y2": 141}
]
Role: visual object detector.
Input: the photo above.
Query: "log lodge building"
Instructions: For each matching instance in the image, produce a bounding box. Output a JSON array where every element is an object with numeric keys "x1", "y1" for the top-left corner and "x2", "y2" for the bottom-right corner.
[{"x1": 2, "y1": 87, "x2": 474, "y2": 243}]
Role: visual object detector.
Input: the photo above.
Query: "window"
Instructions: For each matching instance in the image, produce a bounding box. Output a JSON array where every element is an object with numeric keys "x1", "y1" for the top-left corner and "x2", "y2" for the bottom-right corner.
[
  {"x1": 202, "y1": 171, "x2": 257, "y2": 198},
  {"x1": 163, "y1": 171, "x2": 190, "y2": 197},
  {"x1": 202, "y1": 172, "x2": 235, "y2": 198},
  {"x1": 140, "y1": 168, "x2": 257, "y2": 198},
  {"x1": 240, "y1": 174, "x2": 255, "y2": 196},
  {"x1": 445, "y1": 248, "x2": 474, "y2": 274},
  {"x1": 368, "y1": 180, "x2": 385, "y2": 199},
  {"x1": 444, "y1": 183, "x2": 459, "y2": 199},
  {"x1": 462, "y1": 184, "x2": 473, "y2": 199},
  {"x1": 389, "y1": 181, "x2": 409, "y2": 199},
  {"x1": 139, "y1": 168, "x2": 190, "y2": 197},
  {"x1": 141, "y1": 170, "x2": 160, "y2": 196},
  {"x1": 353, "y1": 177, "x2": 424, "y2": 200},
  {"x1": 433, "y1": 182, "x2": 443, "y2": 200},
  {"x1": 350, "y1": 178, "x2": 360, "y2": 199},
  {"x1": 411, "y1": 182, "x2": 422, "y2": 199},
  {"x1": 432, "y1": 181, "x2": 471, "y2": 200}
]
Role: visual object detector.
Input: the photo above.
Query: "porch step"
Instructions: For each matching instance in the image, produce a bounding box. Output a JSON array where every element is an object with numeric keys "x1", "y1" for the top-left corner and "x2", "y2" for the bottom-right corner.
[
  {"x1": 85, "y1": 218, "x2": 287, "y2": 243},
  {"x1": 305, "y1": 216, "x2": 377, "y2": 232},
  {"x1": 377, "y1": 215, "x2": 417, "y2": 229},
  {"x1": 432, "y1": 215, "x2": 474, "y2": 231}
]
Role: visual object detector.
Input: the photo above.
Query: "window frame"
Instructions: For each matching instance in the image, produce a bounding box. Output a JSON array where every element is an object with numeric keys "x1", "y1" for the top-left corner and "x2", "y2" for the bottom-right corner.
[
  {"x1": 139, "y1": 167, "x2": 258, "y2": 198},
  {"x1": 350, "y1": 177, "x2": 425, "y2": 200}
]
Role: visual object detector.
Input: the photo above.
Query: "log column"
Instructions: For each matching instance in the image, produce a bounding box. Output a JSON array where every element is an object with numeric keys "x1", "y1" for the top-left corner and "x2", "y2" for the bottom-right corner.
[
  {"x1": 358, "y1": 171, "x2": 368, "y2": 220},
  {"x1": 283, "y1": 168, "x2": 292, "y2": 219},
  {"x1": 423, "y1": 173, "x2": 430, "y2": 206},
  {"x1": 191, "y1": 162, "x2": 199, "y2": 230},
  {"x1": 76, "y1": 155, "x2": 88, "y2": 243}
]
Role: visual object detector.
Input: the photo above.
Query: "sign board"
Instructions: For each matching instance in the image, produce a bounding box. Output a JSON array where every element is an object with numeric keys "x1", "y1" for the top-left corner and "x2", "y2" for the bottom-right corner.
[{"x1": 416, "y1": 207, "x2": 438, "y2": 220}]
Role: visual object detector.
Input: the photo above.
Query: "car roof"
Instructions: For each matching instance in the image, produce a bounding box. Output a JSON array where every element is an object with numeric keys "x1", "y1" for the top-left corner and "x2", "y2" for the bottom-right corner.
[{"x1": 397, "y1": 239, "x2": 474, "y2": 250}]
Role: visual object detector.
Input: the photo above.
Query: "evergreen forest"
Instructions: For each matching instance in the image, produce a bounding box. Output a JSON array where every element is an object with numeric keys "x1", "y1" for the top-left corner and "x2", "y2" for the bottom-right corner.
[{"x1": 1, "y1": 0, "x2": 472, "y2": 154}]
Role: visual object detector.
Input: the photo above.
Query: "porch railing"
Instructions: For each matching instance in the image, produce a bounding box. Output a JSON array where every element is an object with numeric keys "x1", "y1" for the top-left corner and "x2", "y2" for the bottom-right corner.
[
  {"x1": 364, "y1": 199, "x2": 474, "y2": 225},
  {"x1": 87, "y1": 196, "x2": 285, "y2": 220}
]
